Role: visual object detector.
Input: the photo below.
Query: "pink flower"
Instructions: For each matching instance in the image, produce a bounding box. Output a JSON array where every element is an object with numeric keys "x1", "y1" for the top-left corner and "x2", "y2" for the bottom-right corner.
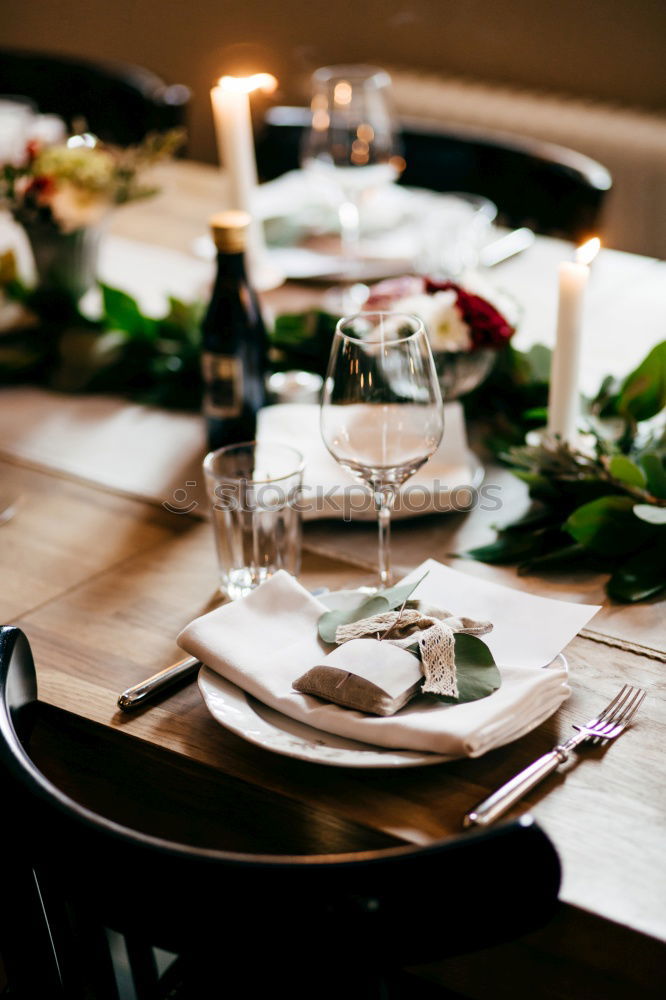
[
  {"x1": 365, "y1": 275, "x2": 516, "y2": 353},
  {"x1": 364, "y1": 276, "x2": 426, "y2": 311}
]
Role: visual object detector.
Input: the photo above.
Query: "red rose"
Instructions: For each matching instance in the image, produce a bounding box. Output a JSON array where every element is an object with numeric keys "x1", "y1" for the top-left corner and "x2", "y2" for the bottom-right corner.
[
  {"x1": 425, "y1": 279, "x2": 514, "y2": 349},
  {"x1": 25, "y1": 175, "x2": 57, "y2": 202}
]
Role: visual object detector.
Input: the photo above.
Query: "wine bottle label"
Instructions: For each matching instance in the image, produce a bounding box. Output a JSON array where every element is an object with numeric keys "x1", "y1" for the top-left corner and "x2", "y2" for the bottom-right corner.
[{"x1": 201, "y1": 352, "x2": 244, "y2": 419}]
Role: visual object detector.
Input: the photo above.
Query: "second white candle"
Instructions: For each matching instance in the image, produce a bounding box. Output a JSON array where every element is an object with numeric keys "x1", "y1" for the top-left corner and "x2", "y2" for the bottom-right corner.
[
  {"x1": 547, "y1": 238, "x2": 600, "y2": 445},
  {"x1": 547, "y1": 260, "x2": 587, "y2": 444}
]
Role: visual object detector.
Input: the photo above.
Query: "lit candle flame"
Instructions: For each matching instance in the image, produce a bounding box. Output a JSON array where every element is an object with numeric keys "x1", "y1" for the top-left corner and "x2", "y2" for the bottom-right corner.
[
  {"x1": 216, "y1": 73, "x2": 278, "y2": 95},
  {"x1": 333, "y1": 80, "x2": 352, "y2": 106},
  {"x1": 575, "y1": 237, "x2": 601, "y2": 266}
]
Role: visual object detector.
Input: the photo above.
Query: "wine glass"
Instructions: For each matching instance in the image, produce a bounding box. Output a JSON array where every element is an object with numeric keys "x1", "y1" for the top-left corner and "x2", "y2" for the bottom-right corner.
[
  {"x1": 321, "y1": 312, "x2": 444, "y2": 588},
  {"x1": 300, "y1": 65, "x2": 402, "y2": 273}
]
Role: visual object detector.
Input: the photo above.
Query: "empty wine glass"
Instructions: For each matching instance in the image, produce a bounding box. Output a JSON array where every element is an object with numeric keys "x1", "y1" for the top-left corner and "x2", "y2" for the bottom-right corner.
[
  {"x1": 321, "y1": 312, "x2": 444, "y2": 587},
  {"x1": 301, "y1": 65, "x2": 402, "y2": 272}
]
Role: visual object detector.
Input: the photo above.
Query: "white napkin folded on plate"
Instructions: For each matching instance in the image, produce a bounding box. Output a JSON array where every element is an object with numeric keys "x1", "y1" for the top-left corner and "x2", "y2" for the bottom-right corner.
[{"x1": 178, "y1": 560, "x2": 600, "y2": 758}]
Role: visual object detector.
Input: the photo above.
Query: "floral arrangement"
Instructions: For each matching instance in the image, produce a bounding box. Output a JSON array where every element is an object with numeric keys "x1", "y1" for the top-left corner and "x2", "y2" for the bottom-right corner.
[
  {"x1": 1, "y1": 129, "x2": 184, "y2": 233},
  {"x1": 0, "y1": 257, "x2": 663, "y2": 602},
  {"x1": 364, "y1": 275, "x2": 517, "y2": 353},
  {"x1": 268, "y1": 276, "x2": 517, "y2": 392}
]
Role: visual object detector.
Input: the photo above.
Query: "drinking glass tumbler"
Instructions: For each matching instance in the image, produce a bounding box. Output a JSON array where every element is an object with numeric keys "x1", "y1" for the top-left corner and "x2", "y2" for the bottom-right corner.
[{"x1": 203, "y1": 442, "x2": 305, "y2": 599}]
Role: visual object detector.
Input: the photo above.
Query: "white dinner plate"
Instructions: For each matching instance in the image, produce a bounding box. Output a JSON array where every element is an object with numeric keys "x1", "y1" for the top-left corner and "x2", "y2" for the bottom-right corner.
[
  {"x1": 198, "y1": 667, "x2": 454, "y2": 768},
  {"x1": 265, "y1": 246, "x2": 415, "y2": 283},
  {"x1": 198, "y1": 649, "x2": 568, "y2": 770}
]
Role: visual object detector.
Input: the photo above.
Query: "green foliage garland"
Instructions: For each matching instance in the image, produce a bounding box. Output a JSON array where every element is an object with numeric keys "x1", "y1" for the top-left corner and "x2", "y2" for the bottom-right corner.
[
  {"x1": 460, "y1": 342, "x2": 666, "y2": 603},
  {"x1": 0, "y1": 280, "x2": 663, "y2": 602}
]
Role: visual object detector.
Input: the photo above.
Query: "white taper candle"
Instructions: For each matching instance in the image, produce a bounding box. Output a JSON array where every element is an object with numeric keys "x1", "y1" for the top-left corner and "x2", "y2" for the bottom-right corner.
[
  {"x1": 547, "y1": 238, "x2": 600, "y2": 445},
  {"x1": 210, "y1": 74, "x2": 282, "y2": 289}
]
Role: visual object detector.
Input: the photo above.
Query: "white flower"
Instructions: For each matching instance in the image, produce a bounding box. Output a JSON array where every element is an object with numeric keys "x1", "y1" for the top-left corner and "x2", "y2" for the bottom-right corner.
[{"x1": 393, "y1": 290, "x2": 472, "y2": 352}]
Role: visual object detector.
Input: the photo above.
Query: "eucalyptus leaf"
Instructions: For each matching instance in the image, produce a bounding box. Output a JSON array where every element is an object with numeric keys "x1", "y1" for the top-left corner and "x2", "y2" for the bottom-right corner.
[
  {"x1": 522, "y1": 406, "x2": 548, "y2": 422},
  {"x1": 461, "y1": 525, "x2": 569, "y2": 565},
  {"x1": 564, "y1": 496, "x2": 654, "y2": 555},
  {"x1": 318, "y1": 596, "x2": 387, "y2": 644},
  {"x1": 317, "y1": 574, "x2": 427, "y2": 644},
  {"x1": 633, "y1": 504, "x2": 666, "y2": 526},
  {"x1": 640, "y1": 453, "x2": 666, "y2": 499},
  {"x1": 609, "y1": 455, "x2": 647, "y2": 488},
  {"x1": 164, "y1": 296, "x2": 203, "y2": 344},
  {"x1": 606, "y1": 542, "x2": 666, "y2": 602},
  {"x1": 101, "y1": 284, "x2": 156, "y2": 339},
  {"x1": 517, "y1": 542, "x2": 588, "y2": 574},
  {"x1": 374, "y1": 573, "x2": 428, "y2": 613},
  {"x1": 592, "y1": 373, "x2": 619, "y2": 409},
  {"x1": 617, "y1": 341, "x2": 666, "y2": 422},
  {"x1": 512, "y1": 470, "x2": 559, "y2": 500},
  {"x1": 435, "y1": 634, "x2": 501, "y2": 704},
  {"x1": 493, "y1": 506, "x2": 561, "y2": 535},
  {"x1": 558, "y1": 478, "x2": 627, "y2": 505},
  {"x1": 460, "y1": 534, "x2": 544, "y2": 565}
]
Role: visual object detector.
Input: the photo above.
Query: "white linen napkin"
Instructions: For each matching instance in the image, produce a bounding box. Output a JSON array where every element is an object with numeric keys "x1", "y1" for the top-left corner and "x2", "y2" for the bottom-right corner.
[{"x1": 178, "y1": 561, "x2": 600, "y2": 758}]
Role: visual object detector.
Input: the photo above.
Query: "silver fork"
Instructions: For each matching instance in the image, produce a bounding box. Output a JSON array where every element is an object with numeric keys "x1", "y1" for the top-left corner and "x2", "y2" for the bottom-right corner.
[{"x1": 464, "y1": 684, "x2": 646, "y2": 828}]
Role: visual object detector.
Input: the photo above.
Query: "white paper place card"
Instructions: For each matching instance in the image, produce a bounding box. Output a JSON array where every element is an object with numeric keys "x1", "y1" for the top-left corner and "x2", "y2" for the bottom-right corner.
[{"x1": 404, "y1": 559, "x2": 601, "y2": 669}]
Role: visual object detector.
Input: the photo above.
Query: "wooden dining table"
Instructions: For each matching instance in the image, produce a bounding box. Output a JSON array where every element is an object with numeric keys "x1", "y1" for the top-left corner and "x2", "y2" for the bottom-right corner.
[{"x1": 0, "y1": 161, "x2": 665, "y2": 998}]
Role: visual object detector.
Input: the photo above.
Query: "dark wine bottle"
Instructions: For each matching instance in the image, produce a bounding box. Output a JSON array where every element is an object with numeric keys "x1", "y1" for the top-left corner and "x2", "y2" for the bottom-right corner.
[{"x1": 201, "y1": 211, "x2": 266, "y2": 451}]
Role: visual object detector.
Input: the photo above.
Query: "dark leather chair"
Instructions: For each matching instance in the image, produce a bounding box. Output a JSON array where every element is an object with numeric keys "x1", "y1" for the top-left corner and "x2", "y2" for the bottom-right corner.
[
  {"x1": 0, "y1": 625, "x2": 562, "y2": 999},
  {"x1": 256, "y1": 106, "x2": 611, "y2": 243},
  {"x1": 0, "y1": 48, "x2": 190, "y2": 145}
]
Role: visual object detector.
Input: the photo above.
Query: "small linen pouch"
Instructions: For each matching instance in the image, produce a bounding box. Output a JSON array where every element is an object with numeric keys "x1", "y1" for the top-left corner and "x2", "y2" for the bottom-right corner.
[{"x1": 293, "y1": 638, "x2": 423, "y2": 716}]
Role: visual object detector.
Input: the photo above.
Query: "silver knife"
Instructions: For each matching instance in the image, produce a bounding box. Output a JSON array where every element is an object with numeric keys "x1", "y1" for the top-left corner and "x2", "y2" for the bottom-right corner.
[{"x1": 117, "y1": 655, "x2": 201, "y2": 711}]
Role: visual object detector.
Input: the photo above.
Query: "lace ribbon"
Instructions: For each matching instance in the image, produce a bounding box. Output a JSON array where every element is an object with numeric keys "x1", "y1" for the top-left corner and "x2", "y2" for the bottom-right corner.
[{"x1": 336, "y1": 609, "x2": 459, "y2": 698}]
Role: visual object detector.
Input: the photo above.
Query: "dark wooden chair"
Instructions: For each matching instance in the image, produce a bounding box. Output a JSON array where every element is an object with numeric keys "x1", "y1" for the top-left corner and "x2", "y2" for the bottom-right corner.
[
  {"x1": 0, "y1": 48, "x2": 190, "y2": 146},
  {"x1": 0, "y1": 625, "x2": 562, "y2": 999},
  {"x1": 256, "y1": 106, "x2": 611, "y2": 243}
]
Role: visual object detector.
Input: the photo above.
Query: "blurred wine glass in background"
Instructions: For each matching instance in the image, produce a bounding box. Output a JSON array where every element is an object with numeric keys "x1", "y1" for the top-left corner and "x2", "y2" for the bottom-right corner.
[
  {"x1": 301, "y1": 65, "x2": 403, "y2": 276},
  {"x1": 414, "y1": 193, "x2": 498, "y2": 279}
]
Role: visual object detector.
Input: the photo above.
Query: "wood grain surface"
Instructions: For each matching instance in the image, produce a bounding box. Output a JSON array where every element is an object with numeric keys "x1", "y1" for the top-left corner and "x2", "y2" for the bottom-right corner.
[
  {"x1": 3, "y1": 456, "x2": 665, "y2": 954},
  {"x1": 1, "y1": 161, "x2": 665, "y2": 996}
]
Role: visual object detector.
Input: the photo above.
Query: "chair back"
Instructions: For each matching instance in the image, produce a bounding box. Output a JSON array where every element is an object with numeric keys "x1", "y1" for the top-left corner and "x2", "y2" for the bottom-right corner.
[
  {"x1": 256, "y1": 105, "x2": 611, "y2": 242},
  {"x1": 0, "y1": 625, "x2": 562, "y2": 997},
  {"x1": 0, "y1": 48, "x2": 190, "y2": 145}
]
